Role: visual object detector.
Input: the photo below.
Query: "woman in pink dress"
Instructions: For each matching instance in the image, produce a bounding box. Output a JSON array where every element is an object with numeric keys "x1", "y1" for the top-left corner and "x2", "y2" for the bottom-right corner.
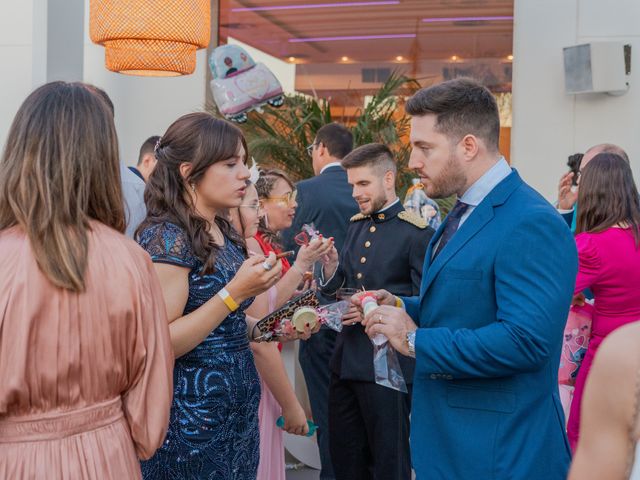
[
  {"x1": 0, "y1": 82, "x2": 174, "y2": 479},
  {"x1": 229, "y1": 174, "x2": 331, "y2": 480},
  {"x1": 567, "y1": 152, "x2": 640, "y2": 451}
]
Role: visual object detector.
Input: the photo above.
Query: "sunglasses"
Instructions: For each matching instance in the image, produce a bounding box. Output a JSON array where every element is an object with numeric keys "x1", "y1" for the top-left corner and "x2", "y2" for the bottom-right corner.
[{"x1": 263, "y1": 190, "x2": 297, "y2": 206}]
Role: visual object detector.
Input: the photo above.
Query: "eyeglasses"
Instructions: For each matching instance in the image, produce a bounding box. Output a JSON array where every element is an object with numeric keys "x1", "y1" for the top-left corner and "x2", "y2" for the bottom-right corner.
[
  {"x1": 239, "y1": 203, "x2": 263, "y2": 214},
  {"x1": 306, "y1": 142, "x2": 317, "y2": 157},
  {"x1": 263, "y1": 190, "x2": 297, "y2": 206}
]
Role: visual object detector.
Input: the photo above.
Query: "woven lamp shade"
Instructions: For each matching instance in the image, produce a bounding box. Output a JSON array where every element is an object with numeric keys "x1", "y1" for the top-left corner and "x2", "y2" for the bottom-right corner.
[{"x1": 90, "y1": 0, "x2": 210, "y2": 76}]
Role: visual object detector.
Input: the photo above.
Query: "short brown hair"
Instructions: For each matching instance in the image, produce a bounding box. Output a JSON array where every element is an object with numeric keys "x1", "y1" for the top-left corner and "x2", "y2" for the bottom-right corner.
[
  {"x1": 576, "y1": 153, "x2": 640, "y2": 246},
  {"x1": 406, "y1": 77, "x2": 500, "y2": 151},
  {"x1": 315, "y1": 123, "x2": 353, "y2": 159},
  {"x1": 341, "y1": 143, "x2": 396, "y2": 174},
  {"x1": 0, "y1": 81, "x2": 125, "y2": 291}
]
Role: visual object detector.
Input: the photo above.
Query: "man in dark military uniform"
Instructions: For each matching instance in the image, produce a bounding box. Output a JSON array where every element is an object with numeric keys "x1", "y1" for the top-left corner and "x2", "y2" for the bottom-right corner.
[{"x1": 320, "y1": 143, "x2": 434, "y2": 480}]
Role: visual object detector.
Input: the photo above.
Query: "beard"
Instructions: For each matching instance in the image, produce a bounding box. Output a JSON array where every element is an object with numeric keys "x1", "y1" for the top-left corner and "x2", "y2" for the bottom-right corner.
[
  {"x1": 359, "y1": 192, "x2": 388, "y2": 215},
  {"x1": 423, "y1": 151, "x2": 467, "y2": 199}
]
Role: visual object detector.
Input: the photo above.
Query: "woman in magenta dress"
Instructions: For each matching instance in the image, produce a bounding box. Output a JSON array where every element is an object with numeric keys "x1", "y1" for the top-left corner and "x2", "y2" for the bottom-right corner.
[{"x1": 567, "y1": 152, "x2": 640, "y2": 451}]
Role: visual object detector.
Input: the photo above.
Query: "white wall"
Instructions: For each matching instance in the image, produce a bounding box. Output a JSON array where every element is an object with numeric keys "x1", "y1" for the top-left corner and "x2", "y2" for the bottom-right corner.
[
  {"x1": 82, "y1": 0, "x2": 209, "y2": 166},
  {"x1": 512, "y1": 0, "x2": 640, "y2": 200},
  {"x1": 0, "y1": 0, "x2": 35, "y2": 149},
  {"x1": 0, "y1": 0, "x2": 210, "y2": 165}
]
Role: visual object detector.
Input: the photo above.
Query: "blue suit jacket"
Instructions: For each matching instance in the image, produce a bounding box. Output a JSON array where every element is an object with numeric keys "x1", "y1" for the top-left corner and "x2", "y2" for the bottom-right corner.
[{"x1": 402, "y1": 170, "x2": 578, "y2": 479}]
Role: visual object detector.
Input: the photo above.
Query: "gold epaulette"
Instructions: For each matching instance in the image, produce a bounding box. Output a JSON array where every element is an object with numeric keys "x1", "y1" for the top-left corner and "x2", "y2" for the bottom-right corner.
[
  {"x1": 350, "y1": 213, "x2": 369, "y2": 222},
  {"x1": 398, "y1": 211, "x2": 427, "y2": 229}
]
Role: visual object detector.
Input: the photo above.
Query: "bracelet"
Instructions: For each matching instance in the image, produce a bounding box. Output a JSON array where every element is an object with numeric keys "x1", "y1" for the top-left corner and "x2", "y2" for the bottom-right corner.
[
  {"x1": 218, "y1": 287, "x2": 239, "y2": 312},
  {"x1": 395, "y1": 296, "x2": 403, "y2": 308}
]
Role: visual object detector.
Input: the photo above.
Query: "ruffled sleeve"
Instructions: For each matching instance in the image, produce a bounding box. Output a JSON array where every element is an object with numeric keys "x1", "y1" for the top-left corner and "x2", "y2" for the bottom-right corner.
[
  {"x1": 574, "y1": 233, "x2": 602, "y2": 294},
  {"x1": 138, "y1": 222, "x2": 198, "y2": 270}
]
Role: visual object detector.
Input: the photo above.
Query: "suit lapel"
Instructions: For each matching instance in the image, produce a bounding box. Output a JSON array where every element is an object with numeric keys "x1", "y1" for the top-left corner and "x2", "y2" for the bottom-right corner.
[
  {"x1": 419, "y1": 170, "x2": 523, "y2": 299},
  {"x1": 420, "y1": 202, "x2": 494, "y2": 296}
]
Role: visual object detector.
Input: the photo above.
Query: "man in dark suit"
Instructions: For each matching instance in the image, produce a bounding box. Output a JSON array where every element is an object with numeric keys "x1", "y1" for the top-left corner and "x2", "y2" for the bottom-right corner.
[
  {"x1": 361, "y1": 78, "x2": 578, "y2": 479},
  {"x1": 320, "y1": 143, "x2": 434, "y2": 479},
  {"x1": 282, "y1": 123, "x2": 358, "y2": 480}
]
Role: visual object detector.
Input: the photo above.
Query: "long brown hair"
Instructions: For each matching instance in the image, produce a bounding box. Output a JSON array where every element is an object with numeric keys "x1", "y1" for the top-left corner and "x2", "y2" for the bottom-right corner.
[
  {"x1": 0, "y1": 81, "x2": 125, "y2": 291},
  {"x1": 255, "y1": 168, "x2": 294, "y2": 248},
  {"x1": 137, "y1": 113, "x2": 247, "y2": 273},
  {"x1": 576, "y1": 153, "x2": 640, "y2": 246}
]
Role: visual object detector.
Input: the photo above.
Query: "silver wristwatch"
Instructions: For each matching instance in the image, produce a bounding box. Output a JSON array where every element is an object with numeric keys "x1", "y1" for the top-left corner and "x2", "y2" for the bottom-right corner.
[{"x1": 406, "y1": 330, "x2": 416, "y2": 357}]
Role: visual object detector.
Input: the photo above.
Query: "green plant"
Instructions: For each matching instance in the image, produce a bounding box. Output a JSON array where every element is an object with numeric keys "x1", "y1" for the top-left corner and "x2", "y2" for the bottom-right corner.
[{"x1": 207, "y1": 72, "x2": 454, "y2": 216}]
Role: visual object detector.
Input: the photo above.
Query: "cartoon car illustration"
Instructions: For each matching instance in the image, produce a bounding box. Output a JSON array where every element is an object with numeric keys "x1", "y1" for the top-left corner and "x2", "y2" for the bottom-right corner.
[{"x1": 209, "y1": 44, "x2": 285, "y2": 123}]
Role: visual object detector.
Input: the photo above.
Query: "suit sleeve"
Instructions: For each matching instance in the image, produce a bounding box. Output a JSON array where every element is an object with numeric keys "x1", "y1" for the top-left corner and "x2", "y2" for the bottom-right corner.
[
  {"x1": 560, "y1": 209, "x2": 574, "y2": 228},
  {"x1": 414, "y1": 212, "x2": 578, "y2": 379}
]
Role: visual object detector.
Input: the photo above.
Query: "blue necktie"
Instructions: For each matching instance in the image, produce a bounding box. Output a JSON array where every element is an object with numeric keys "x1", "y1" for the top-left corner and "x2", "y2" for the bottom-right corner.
[{"x1": 433, "y1": 200, "x2": 469, "y2": 259}]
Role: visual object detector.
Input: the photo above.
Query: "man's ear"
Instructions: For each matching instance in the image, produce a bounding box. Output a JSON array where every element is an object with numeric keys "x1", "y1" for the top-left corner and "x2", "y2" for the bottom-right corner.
[
  {"x1": 317, "y1": 142, "x2": 327, "y2": 158},
  {"x1": 142, "y1": 153, "x2": 155, "y2": 168},
  {"x1": 460, "y1": 134, "x2": 480, "y2": 161},
  {"x1": 384, "y1": 170, "x2": 396, "y2": 189}
]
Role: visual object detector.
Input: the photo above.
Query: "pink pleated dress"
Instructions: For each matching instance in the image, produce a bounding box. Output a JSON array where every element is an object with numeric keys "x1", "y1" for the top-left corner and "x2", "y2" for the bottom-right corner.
[{"x1": 0, "y1": 222, "x2": 174, "y2": 479}]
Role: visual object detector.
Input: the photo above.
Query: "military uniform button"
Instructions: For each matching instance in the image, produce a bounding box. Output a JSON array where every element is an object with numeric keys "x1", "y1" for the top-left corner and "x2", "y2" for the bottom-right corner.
[
  {"x1": 369, "y1": 226, "x2": 376, "y2": 233},
  {"x1": 356, "y1": 273, "x2": 363, "y2": 279},
  {"x1": 360, "y1": 257, "x2": 366, "y2": 264},
  {"x1": 377, "y1": 213, "x2": 385, "y2": 220},
  {"x1": 364, "y1": 241, "x2": 371, "y2": 248}
]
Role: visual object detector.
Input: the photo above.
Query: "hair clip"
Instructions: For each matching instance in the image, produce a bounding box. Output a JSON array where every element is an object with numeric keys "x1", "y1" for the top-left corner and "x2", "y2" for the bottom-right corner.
[
  {"x1": 248, "y1": 158, "x2": 260, "y2": 185},
  {"x1": 154, "y1": 137, "x2": 162, "y2": 154}
]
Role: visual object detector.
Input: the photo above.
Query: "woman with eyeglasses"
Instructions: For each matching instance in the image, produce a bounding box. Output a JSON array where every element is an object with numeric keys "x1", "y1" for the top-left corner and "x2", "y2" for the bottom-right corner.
[{"x1": 230, "y1": 170, "x2": 332, "y2": 480}]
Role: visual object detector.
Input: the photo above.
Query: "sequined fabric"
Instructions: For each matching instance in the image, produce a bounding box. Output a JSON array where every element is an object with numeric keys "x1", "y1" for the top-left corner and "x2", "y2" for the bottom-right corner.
[{"x1": 138, "y1": 222, "x2": 260, "y2": 480}]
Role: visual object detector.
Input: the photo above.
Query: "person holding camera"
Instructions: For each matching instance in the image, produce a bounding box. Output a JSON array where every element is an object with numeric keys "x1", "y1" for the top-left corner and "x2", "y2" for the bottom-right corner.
[{"x1": 557, "y1": 144, "x2": 629, "y2": 229}]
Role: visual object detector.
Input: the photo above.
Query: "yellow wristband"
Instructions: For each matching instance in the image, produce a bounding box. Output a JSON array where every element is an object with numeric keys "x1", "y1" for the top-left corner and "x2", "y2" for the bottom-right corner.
[
  {"x1": 219, "y1": 288, "x2": 239, "y2": 312},
  {"x1": 395, "y1": 296, "x2": 403, "y2": 308}
]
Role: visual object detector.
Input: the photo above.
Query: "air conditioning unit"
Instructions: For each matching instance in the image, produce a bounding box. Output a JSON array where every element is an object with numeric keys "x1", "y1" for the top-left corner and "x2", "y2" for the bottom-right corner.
[{"x1": 563, "y1": 41, "x2": 631, "y2": 95}]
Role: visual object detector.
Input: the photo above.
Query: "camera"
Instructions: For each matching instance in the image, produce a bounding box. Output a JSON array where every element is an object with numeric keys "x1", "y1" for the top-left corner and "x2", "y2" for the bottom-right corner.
[{"x1": 567, "y1": 153, "x2": 583, "y2": 186}]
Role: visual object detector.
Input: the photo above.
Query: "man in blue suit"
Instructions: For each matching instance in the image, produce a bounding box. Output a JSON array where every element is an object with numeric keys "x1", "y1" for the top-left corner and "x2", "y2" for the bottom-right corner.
[{"x1": 360, "y1": 78, "x2": 578, "y2": 479}]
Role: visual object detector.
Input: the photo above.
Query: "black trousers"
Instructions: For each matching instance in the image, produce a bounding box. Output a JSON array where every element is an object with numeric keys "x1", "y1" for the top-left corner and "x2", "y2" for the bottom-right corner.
[{"x1": 329, "y1": 373, "x2": 412, "y2": 480}]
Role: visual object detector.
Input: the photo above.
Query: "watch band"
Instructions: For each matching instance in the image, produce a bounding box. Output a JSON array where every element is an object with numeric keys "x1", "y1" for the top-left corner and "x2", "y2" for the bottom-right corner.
[
  {"x1": 407, "y1": 330, "x2": 416, "y2": 357},
  {"x1": 219, "y1": 287, "x2": 239, "y2": 312}
]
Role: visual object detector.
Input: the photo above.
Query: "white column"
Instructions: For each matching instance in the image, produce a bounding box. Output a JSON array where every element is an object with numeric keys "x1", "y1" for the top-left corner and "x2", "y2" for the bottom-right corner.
[{"x1": 512, "y1": 0, "x2": 640, "y2": 200}]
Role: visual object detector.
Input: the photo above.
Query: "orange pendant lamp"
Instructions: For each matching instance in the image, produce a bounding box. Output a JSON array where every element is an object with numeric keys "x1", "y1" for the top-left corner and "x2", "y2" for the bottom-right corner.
[{"x1": 90, "y1": 0, "x2": 210, "y2": 76}]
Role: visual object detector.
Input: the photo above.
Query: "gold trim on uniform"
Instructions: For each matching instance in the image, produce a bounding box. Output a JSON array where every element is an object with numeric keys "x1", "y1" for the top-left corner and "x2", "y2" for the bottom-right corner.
[
  {"x1": 350, "y1": 213, "x2": 369, "y2": 222},
  {"x1": 398, "y1": 210, "x2": 427, "y2": 229}
]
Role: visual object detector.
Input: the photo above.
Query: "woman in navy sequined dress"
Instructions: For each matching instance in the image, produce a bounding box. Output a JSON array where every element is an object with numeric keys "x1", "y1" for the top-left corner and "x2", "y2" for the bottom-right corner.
[{"x1": 136, "y1": 114, "x2": 282, "y2": 479}]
